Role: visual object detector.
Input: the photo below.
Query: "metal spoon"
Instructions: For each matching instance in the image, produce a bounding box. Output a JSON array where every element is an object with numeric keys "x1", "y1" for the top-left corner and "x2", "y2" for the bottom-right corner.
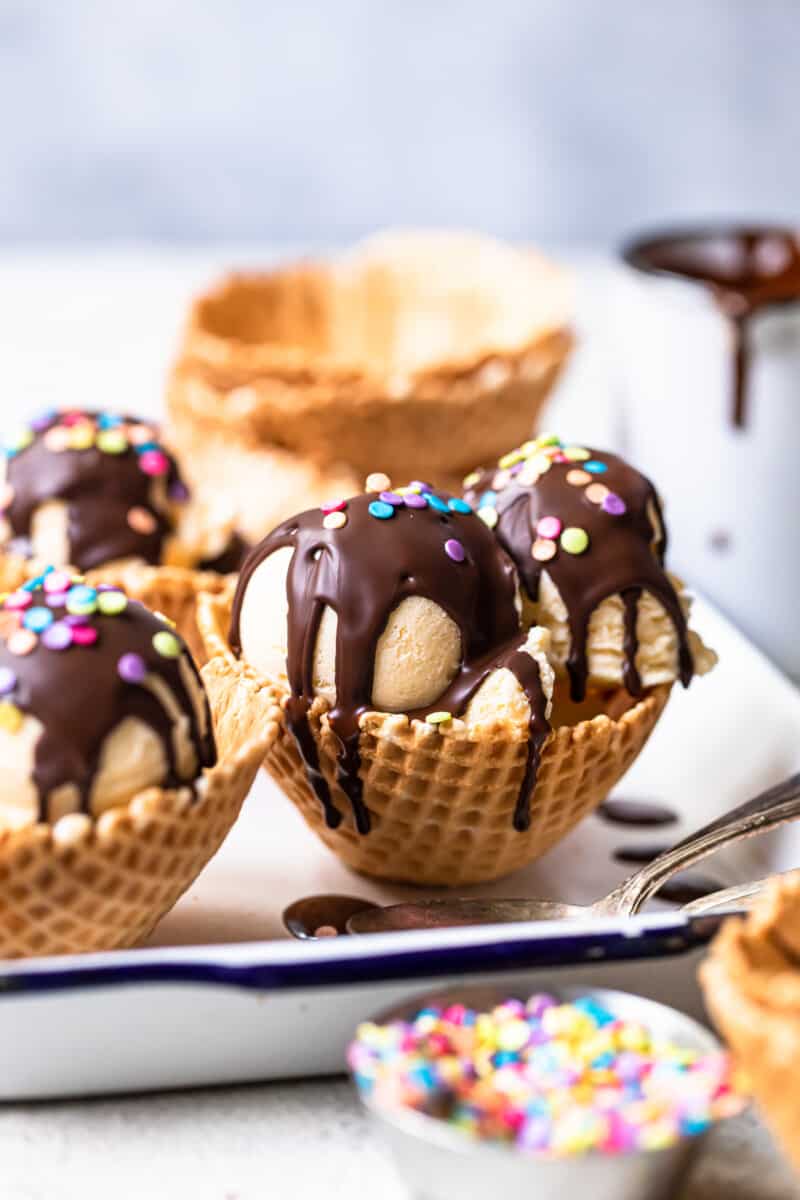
[{"x1": 347, "y1": 771, "x2": 800, "y2": 933}]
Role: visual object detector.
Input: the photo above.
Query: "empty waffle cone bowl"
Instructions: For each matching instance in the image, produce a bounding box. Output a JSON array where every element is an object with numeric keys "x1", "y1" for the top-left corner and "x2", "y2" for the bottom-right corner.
[
  {"x1": 168, "y1": 230, "x2": 572, "y2": 487},
  {"x1": 0, "y1": 552, "x2": 227, "y2": 668},
  {"x1": 0, "y1": 677, "x2": 277, "y2": 960},
  {"x1": 701, "y1": 872, "x2": 800, "y2": 1171},
  {"x1": 198, "y1": 587, "x2": 669, "y2": 887}
]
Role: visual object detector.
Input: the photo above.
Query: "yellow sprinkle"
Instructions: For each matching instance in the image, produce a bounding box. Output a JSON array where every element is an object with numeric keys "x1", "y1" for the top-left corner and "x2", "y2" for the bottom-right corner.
[
  {"x1": 365, "y1": 472, "x2": 391, "y2": 493},
  {"x1": 498, "y1": 449, "x2": 524, "y2": 469},
  {"x1": 462, "y1": 471, "x2": 481, "y2": 489},
  {"x1": 427, "y1": 711, "x2": 452, "y2": 726},
  {"x1": 534, "y1": 432, "x2": 560, "y2": 448},
  {"x1": 0, "y1": 701, "x2": 23, "y2": 734},
  {"x1": 323, "y1": 510, "x2": 347, "y2": 530},
  {"x1": 585, "y1": 482, "x2": 609, "y2": 505},
  {"x1": 477, "y1": 506, "x2": 498, "y2": 529},
  {"x1": 566, "y1": 468, "x2": 592, "y2": 487},
  {"x1": 563, "y1": 446, "x2": 590, "y2": 461}
]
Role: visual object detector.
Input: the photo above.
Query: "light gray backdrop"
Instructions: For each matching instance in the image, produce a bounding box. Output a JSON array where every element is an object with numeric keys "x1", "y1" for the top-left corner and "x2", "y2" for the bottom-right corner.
[{"x1": 0, "y1": 0, "x2": 796, "y2": 245}]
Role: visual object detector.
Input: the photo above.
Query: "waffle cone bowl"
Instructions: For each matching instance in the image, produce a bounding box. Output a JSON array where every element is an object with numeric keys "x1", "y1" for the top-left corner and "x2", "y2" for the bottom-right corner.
[
  {"x1": 199, "y1": 587, "x2": 669, "y2": 887},
  {"x1": 168, "y1": 231, "x2": 572, "y2": 491},
  {"x1": 0, "y1": 693, "x2": 277, "y2": 959},
  {"x1": 0, "y1": 552, "x2": 227, "y2": 668},
  {"x1": 701, "y1": 872, "x2": 800, "y2": 1170}
]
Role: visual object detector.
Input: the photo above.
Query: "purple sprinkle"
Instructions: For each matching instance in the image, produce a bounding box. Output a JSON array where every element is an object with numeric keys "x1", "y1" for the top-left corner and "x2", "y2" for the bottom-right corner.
[
  {"x1": 410, "y1": 480, "x2": 431, "y2": 491},
  {"x1": 42, "y1": 622, "x2": 72, "y2": 650},
  {"x1": 602, "y1": 492, "x2": 627, "y2": 516},
  {"x1": 509, "y1": 462, "x2": 524, "y2": 476},
  {"x1": 169, "y1": 480, "x2": 190, "y2": 502},
  {"x1": 403, "y1": 493, "x2": 427, "y2": 509},
  {"x1": 30, "y1": 413, "x2": 54, "y2": 432},
  {"x1": 526, "y1": 992, "x2": 557, "y2": 1019},
  {"x1": 118, "y1": 652, "x2": 147, "y2": 684},
  {"x1": 444, "y1": 538, "x2": 465, "y2": 563},
  {"x1": 0, "y1": 666, "x2": 17, "y2": 693},
  {"x1": 379, "y1": 491, "x2": 404, "y2": 506},
  {"x1": 45, "y1": 591, "x2": 69, "y2": 607},
  {"x1": 64, "y1": 613, "x2": 90, "y2": 627},
  {"x1": 96, "y1": 584, "x2": 116, "y2": 592}
]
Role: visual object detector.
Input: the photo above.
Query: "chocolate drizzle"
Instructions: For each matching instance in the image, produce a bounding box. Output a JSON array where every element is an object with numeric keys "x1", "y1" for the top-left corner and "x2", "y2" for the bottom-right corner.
[
  {"x1": 624, "y1": 227, "x2": 800, "y2": 428},
  {"x1": 3, "y1": 411, "x2": 185, "y2": 570},
  {"x1": 464, "y1": 447, "x2": 694, "y2": 702},
  {"x1": 230, "y1": 492, "x2": 550, "y2": 834},
  {"x1": 0, "y1": 587, "x2": 216, "y2": 822}
]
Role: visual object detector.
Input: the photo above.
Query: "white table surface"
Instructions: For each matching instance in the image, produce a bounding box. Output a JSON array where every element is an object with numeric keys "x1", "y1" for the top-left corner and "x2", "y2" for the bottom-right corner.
[{"x1": 0, "y1": 248, "x2": 796, "y2": 1200}]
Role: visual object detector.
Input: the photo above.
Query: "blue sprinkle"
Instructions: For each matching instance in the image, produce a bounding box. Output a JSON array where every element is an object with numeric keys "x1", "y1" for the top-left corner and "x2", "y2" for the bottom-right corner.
[
  {"x1": 492, "y1": 1051, "x2": 518, "y2": 1067},
  {"x1": 134, "y1": 440, "x2": 160, "y2": 455},
  {"x1": 681, "y1": 1115, "x2": 711, "y2": 1136},
  {"x1": 584, "y1": 461, "x2": 608, "y2": 474},
  {"x1": 23, "y1": 574, "x2": 46, "y2": 592},
  {"x1": 97, "y1": 413, "x2": 123, "y2": 429},
  {"x1": 422, "y1": 492, "x2": 449, "y2": 513},
  {"x1": 591, "y1": 1052, "x2": 615, "y2": 1069},
  {"x1": 23, "y1": 606, "x2": 54, "y2": 633},
  {"x1": 447, "y1": 498, "x2": 472, "y2": 514},
  {"x1": 368, "y1": 500, "x2": 395, "y2": 520},
  {"x1": 478, "y1": 490, "x2": 497, "y2": 508}
]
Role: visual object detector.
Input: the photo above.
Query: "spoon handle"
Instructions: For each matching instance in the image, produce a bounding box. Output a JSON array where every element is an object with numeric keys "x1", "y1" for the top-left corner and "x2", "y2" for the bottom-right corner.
[
  {"x1": 597, "y1": 771, "x2": 800, "y2": 916},
  {"x1": 679, "y1": 874, "x2": 776, "y2": 916}
]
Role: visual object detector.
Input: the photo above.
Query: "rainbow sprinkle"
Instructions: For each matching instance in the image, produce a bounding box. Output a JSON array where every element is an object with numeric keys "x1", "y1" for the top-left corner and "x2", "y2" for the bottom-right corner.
[{"x1": 348, "y1": 993, "x2": 747, "y2": 1158}]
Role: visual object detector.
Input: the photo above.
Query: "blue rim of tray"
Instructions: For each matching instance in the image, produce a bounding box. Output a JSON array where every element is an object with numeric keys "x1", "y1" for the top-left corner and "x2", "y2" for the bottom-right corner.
[{"x1": 0, "y1": 912, "x2": 724, "y2": 996}]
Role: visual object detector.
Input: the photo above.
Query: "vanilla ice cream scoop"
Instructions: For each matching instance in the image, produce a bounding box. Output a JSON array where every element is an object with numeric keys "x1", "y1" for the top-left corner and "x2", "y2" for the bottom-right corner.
[
  {"x1": 230, "y1": 481, "x2": 554, "y2": 834},
  {"x1": 0, "y1": 408, "x2": 246, "y2": 574},
  {"x1": 463, "y1": 435, "x2": 716, "y2": 698},
  {"x1": 0, "y1": 571, "x2": 216, "y2": 830}
]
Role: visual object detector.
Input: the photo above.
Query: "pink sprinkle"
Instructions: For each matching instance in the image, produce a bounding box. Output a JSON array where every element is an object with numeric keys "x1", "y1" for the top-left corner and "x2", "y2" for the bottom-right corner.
[
  {"x1": 5, "y1": 590, "x2": 32, "y2": 611},
  {"x1": 71, "y1": 624, "x2": 98, "y2": 646},
  {"x1": 320, "y1": 498, "x2": 346, "y2": 514},
  {"x1": 44, "y1": 570, "x2": 72, "y2": 594},
  {"x1": 444, "y1": 538, "x2": 465, "y2": 563},
  {"x1": 139, "y1": 449, "x2": 169, "y2": 476},
  {"x1": 536, "y1": 515, "x2": 562, "y2": 540},
  {"x1": 60, "y1": 411, "x2": 85, "y2": 427}
]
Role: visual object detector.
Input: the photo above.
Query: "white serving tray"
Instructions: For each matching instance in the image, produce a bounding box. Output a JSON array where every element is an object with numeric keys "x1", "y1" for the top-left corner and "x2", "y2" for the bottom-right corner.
[{"x1": 2, "y1": 596, "x2": 799, "y2": 1101}]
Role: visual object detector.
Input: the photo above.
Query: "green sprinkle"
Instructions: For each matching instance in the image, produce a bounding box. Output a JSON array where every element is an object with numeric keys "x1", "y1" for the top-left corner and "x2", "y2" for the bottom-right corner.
[
  {"x1": 98, "y1": 590, "x2": 128, "y2": 615},
  {"x1": 96, "y1": 430, "x2": 129, "y2": 455},
  {"x1": 427, "y1": 711, "x2": 452, "y2": 726},
  {"x1": 153, "y1": 630, "x2": 181, "y2": 658},
  {"x1": 560, "y1": 527, "x2": 590, "y2": 555}
]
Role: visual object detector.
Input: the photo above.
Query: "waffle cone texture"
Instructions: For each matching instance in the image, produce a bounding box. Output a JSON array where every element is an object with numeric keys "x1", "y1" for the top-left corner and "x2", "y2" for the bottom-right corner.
[
  {"x1": 701, "y1": 873, "x2": 800, "y2": 1171},
  {"x1": 0, "y1": 682, "x2": 278, "y2": 959},
  {"x1": 0, "y1": 551, "x2": 227, "y2": 667},
  {"x1": 168, "y1": 231, "x2": 572, "y2": 492},
  {"x1": 198, "y1": 587, "x2": 669, "y2": 886}
]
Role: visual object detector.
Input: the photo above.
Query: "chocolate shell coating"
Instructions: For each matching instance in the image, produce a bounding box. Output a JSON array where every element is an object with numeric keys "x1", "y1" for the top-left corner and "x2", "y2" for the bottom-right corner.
[
  {"x1": 0, "y1": 573, "x2": 216, "y2": 822},
  {"x1": 231, "y1": 488, "x2": 549, "y2": 834},
  {"x1": 463, "y1": 440, "x2": 693, "y2": 701}
]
